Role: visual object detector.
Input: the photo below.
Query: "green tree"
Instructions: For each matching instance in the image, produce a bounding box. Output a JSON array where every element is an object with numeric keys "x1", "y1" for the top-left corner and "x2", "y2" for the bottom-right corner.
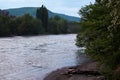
[
  {"x1": 16, "y1": 14, "x2": 44, "y2": 35},
  {"x1": 76, "y1": 0, "x2": 116, "y2": 79},
  {"x1": 0, "y1": 10, "x2": 15, "y2": 36},
  {"x1": 48, "y1": 15, "x2": 68, "y2": 34},
  {"x1": 76, "y1": 1, "x2": 111, "y2": 47},
  {"x1": 9, "y1": 17, "x2": 20, "y2": 35},
  {"x1": 0, "y1": 14, "x2": 11, "y2": 36},
  {"x1": 36, "y1": 5, "x2": 48, "y2": 32},
  {"x1": 57, "y1": 18, "x2": 68, "y2": 34},
  {"x1": 106, "y1": 0, "x2": 120, "y2": 79},
  {"x1": 0, "y1": 9, "x2": 45, "y2": 36},
  {"x1": 48, "y1": 20, "x2": 59, "y2": 34},
  {"x1": 67, "y1": 22, "x2": 81, "y2": 33}
]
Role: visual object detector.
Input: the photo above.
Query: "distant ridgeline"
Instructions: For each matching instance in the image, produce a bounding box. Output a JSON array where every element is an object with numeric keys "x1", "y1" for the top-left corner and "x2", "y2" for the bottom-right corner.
[
  {"x1": 0, "y1": 9, "x2": 14, "y2": 17},
  {"x1": 0, "y1": 7, "x2": 81, "y2": 37},
  {"x1": 6, "y1": 7, "x2": 80, "y2": 22},
  {"x1": 0, "y1": 10, "x2": 9, "y2": 16}
]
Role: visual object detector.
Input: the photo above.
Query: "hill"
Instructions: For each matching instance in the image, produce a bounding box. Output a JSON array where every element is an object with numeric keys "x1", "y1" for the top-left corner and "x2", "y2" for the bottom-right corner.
[{"x1": 6, "y1": 7, "x2": 80, "y2": 22}]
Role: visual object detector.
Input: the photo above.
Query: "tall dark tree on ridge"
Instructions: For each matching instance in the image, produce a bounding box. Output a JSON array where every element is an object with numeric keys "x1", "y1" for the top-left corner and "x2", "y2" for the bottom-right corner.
[{"x1": 36, "y1": 5, "x2": 48, "y2": 32}]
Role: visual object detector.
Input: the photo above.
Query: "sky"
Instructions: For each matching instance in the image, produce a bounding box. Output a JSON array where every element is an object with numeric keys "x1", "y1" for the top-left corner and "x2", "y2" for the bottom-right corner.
[{"x1": 0, "y1": 0, "x2": 95, "y2": 17}]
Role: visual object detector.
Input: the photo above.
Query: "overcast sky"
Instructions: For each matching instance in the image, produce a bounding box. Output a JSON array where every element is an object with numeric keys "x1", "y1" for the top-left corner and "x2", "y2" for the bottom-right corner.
[{"x1": 0, "y1": 0, "x2": 95, "y2": 17}]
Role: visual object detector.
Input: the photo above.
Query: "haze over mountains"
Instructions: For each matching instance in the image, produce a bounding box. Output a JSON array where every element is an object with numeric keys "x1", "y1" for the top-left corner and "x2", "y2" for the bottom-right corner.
[{"x1": 6, "y1": 7, "x2": 80, "y2": 22}]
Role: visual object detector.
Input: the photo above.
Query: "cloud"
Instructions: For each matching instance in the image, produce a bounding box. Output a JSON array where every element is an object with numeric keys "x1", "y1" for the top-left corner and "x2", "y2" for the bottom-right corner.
[
  {"x1": 43, "y1": 0, "x2": 95, "y2": 17},
  {"x1": 0, "y1": 0, "x2": 95, "y2": 17},
  {"x1": 9, "y1": 0, "x2": 20, "y2": 2}
]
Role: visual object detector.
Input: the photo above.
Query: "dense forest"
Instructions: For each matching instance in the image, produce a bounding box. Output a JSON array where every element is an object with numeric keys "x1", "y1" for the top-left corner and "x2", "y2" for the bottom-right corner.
[
  {"x1": 76, "y1": 0, "x2": 120, "y2": 79},
  {"x1": 0, "y1": 5, "x2": 80, "y2": 37}
]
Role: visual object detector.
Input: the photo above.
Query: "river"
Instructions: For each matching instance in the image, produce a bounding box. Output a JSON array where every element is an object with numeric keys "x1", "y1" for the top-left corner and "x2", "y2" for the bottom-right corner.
[{"x1": 0, "y1": 34, "x2": 87, "y2": 80}]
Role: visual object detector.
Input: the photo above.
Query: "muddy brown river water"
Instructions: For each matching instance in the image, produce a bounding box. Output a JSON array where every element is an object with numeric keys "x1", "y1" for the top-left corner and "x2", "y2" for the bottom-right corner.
[{"x1": 0, "y1": 34, "x2": 87, "y2": 80}]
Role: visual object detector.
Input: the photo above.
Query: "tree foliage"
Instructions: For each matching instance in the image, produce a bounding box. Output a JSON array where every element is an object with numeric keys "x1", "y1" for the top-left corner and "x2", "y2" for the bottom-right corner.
[
  {"x1": 0, "y1": 15, "x2": 11, "y2": 36},
  {"x1": 0, "y1": 11, "x2": 44, "y2": 36},
  {"x1": 16, "y1": 14, "x2": 44, "y2": 35},
  {"x1": 36, "y1": 5, "x2": 48, "y2": 32},
  {"x1": 0, "y1": 10, "x2": 13, "y2": 36},
  {"x1": 0, "y1": 6, "x2": 80, "y2": 37},
  {"x1": 48, "y1": 15, "x2": 68, "y2": 34},
  {"x1": 67, "y1": 22, "x2": 81, "y2": 33},
  {"x1": 106, "y1": 0, "x2": 120, "y2": 79},
  {"x1": 76, "y1": 0, "x2": 120, "y2": 79}
]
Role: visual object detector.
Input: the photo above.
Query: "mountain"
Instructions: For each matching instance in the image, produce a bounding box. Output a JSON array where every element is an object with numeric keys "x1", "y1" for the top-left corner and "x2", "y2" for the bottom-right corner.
[{"x1": 5, "y1": 7, "x2": 80, "y2": 22}]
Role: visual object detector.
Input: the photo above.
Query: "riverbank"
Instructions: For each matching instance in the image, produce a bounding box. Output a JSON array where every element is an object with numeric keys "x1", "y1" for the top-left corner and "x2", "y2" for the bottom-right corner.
[{"x1": 44, "y1": 61, "x2": 105, "y2": 80}]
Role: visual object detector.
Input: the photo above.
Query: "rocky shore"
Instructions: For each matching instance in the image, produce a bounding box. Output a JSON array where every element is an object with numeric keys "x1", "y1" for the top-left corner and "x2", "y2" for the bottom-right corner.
[{"x1": 44, "y1": 61, "x2": 105, "y2": 80}]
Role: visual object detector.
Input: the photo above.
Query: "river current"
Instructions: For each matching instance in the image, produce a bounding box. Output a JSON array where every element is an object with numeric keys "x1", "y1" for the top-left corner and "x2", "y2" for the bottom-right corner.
[{"x1": 0, "y1": 34, "x2": 87, "y2": 80}]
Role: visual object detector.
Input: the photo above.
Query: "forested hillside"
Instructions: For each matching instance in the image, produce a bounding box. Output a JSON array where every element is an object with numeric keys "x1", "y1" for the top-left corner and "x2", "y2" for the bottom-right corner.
[
  {"x1": 6, "y1": 7, "x2": 80, "y2": 22},
  {"x1": 0, "y1": 5, "x2": 81, "y2": 37}
]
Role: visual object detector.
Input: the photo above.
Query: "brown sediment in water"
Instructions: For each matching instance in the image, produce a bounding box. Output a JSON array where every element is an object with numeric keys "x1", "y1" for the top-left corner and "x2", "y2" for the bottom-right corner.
[{"x1": 44, "y1": 61, "x2": 105, "y2": 80}]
